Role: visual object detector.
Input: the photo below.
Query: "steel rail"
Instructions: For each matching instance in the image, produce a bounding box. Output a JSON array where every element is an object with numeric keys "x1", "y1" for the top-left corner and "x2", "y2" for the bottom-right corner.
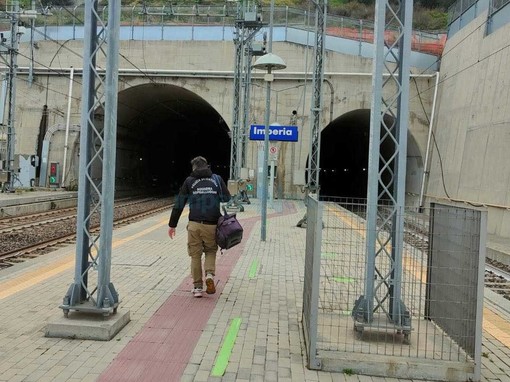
[{"x1": 0, "y1": 202, "x2": 172, "y2": 267}]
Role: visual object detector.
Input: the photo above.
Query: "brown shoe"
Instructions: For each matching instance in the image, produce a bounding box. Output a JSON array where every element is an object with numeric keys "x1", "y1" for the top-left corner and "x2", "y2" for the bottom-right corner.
[{"x1": 205, "y1": 275, "x2": 216, "y2": 294}]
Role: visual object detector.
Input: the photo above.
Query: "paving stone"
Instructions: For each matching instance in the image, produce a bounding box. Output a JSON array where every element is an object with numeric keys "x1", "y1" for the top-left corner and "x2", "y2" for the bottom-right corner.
[{"x1": 0, "y1": 200, "x2": 509, "y2": 382}]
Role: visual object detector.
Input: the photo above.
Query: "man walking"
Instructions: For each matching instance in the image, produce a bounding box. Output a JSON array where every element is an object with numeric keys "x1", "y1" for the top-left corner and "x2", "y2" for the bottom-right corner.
[{"x1": 168, "y1": 156, "x2": 231, "y2": 297}]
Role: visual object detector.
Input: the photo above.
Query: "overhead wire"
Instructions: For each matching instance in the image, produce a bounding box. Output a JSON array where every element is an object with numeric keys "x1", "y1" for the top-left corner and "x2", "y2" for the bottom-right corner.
[
  {"x1": 49, "y1": 6, "x2": 510, "y2": 210},
  {"x1": 7, "y1": 5, "x2": 506, "y2": 189},
  {"x1": 0, "y1": 6, "x2": 169, "y2": 187},
  {"x1": 0, "y1": 5, "x2": 502, "y2": 113},
  {"x1": 409, "y1": 12, "x2": 496, "y2": 102},
  {"x1": 0, "y1": 8, "x2": 167, "y2": 120},
  {"x1": 0, "y1": 4, "x2": 268, "y2": 188}
]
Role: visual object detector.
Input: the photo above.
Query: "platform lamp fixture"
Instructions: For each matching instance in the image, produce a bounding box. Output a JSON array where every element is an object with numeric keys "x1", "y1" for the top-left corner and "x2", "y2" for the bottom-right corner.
[{"x1": 252, "y1": 52, "x2": 286, "y2": 242}]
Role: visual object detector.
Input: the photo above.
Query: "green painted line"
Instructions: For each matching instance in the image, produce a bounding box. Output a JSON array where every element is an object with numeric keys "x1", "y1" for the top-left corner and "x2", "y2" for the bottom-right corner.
[
  {"x1": 333, "y1": 276, "x2": 355, "y2": 283},
  {"x1": 211, "y1": 317, "x2": 242, "y2": 377},
  {"x1": 321, "y1": 252, "x2": 338, "y2": 258},
  {"x1": 248, "y1": 260, "x2": 259, "y2": 279}
]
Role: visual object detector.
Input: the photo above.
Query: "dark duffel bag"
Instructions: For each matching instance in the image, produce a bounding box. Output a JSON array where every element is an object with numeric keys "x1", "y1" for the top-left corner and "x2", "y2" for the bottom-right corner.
[{"x1": 216, "y1": 207, "x2": 243, "y2": 250}]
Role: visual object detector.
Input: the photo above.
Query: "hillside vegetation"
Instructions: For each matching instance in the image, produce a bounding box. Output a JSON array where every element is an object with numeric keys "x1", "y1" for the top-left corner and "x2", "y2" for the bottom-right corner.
[
  {"x1": 327, "y1": 0, "x2": 455, "y2": 31},
  {"x1": 265, "y1": 0, "x2": 456, "y2": 31},
  {"x1": 29, "y1": 0, "x2": 456, "y2": 31}
]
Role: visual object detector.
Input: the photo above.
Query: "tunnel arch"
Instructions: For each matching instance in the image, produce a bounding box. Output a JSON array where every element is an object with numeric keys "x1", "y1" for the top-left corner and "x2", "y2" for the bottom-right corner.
[
  {"x1": 317, "y1": 109, "x2": 423, "y2": 200},
  {"x1": 103, "y1": 83, "x2": 231, "y2": 194}
]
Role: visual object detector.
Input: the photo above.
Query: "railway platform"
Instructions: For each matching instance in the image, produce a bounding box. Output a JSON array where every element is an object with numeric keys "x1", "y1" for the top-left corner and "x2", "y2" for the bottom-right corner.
[
  {"x1": 0, "y1": 192, "x2": 509, "y2": 381},
  {"x1": 0, "y1": 189, "x2": 77, "y2": 217}
]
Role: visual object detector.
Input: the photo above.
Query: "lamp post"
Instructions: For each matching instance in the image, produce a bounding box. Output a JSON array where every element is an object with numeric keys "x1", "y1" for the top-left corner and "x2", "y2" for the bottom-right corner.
[{"x1": 252, "y1": 53, "x2": 286, "y2": 241}]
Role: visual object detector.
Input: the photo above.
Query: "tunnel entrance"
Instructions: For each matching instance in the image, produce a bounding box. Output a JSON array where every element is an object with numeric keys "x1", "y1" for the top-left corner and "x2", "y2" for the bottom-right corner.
[
  {"x1": 114, "y1": 83, "x2": 231, "y2": 195},
  {"x1": 317, "y1": 109, "x2": 422, "y2": 200}
]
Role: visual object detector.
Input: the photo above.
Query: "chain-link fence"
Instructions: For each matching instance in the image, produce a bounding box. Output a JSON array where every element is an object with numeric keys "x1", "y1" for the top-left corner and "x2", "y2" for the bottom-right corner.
[
  {"x1": 25, "y1": 5, "x2": 445, "y2": 56},
  {"x1": 303, "y1": 195, "x2": 485, "y2": 381}
]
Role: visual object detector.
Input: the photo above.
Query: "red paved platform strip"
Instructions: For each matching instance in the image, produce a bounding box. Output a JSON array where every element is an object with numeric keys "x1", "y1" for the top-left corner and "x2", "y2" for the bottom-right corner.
[{"x1": 99, "y1": 202, "x2": 296, "y2": 382}]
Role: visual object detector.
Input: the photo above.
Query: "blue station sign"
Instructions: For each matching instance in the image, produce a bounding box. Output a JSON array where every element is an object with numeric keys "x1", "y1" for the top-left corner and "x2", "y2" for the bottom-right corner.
[{"x1": 249, "y1": 124, "x2": 299, "y2": 142}]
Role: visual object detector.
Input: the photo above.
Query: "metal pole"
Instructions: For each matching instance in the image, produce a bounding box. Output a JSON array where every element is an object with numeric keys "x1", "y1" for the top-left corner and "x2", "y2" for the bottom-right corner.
[
  {"x1": 261, "y1": 0, "x2": 275, "y2": 241},
  {"x1": 61, "y1": 0, "x2": 121, "y2": 316},
  {"x1": 353, "y1": 0, "x2": 413, "y2": 334},
  {"x1": 5, "y1": 3, "x2": 19, "y2": 191},
  {"x1": 0, "y1": 75, "x2": 7, "y2": 125},
  {"x1": 269, "y1": 159, "x2": 275, "y2": 203},
  {"x1": 97, "y1": 0, "x2": 121, "y2": 310},
  {"x1": 230, "y1": 8, "x2": 242, "y2": 180},
  {"x1": 268, "y1": 0, "x2": 274, "y2": 53},
  {"x1": 419, "y1": 71, "x2": 440, "y2": 210},
  {"x1": 261, "y1": 71, "x2": 271, "y2": 241},
  {"x1": 28, "y1": 0, "x2": 35, "y2": 85},
  {"x1": 307, "y1": 0, "x2": 327, "y2": 194},
  {"x1": 61, "y1": 66, "x2": 74, "y2": 187},
  {"x1": 64, "y1": 0, "x2": 96, "y2": 309}
]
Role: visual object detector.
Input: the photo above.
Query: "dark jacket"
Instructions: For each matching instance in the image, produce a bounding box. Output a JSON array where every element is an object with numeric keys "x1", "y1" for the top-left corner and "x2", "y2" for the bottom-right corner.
[{"x1": 168, "y1": 167, "x2": 231, "y2": 228}]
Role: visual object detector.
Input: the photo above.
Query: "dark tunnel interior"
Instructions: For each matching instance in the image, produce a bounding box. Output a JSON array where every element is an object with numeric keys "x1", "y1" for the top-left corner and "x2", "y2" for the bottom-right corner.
[
  {"x1": 318, "y1": 109, "x2": 371, "y2": 198},
  {"x1": 115, "y1": 83, "x2": 231, "y2": 196},
  {"x1": 318, "y1": 109, "x2": 396, "y2": 199},
  {"x1": 112, "y1": 85, "x2": 409, "y2": 200}
]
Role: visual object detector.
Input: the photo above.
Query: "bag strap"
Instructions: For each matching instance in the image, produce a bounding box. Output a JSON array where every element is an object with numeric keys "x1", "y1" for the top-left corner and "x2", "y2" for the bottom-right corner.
[
  {"x1": 213, "y1": 174, "x2": 221, "y2": 197},
  {"x1": 213, "y1": 174, "x2": 226, "y2": 215}
]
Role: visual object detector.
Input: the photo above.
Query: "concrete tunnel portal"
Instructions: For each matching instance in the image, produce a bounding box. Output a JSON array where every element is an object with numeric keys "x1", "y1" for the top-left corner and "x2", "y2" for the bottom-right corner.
[
  {"x1": 318, "y1": 109, "x2": 422, "y2": 199},
  {"x1": 111, "y1": 85, "x2": 421, "y2": 199},
  {"x1": 114, "y1": 83, "x2": 231, "y2": 194}
]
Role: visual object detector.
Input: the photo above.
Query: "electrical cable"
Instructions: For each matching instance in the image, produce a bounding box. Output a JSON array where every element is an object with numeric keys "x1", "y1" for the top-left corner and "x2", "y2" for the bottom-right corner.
[
  {"x1": 10, "y1": 27, "x2": 160, "y2": 116},
  {"x1": 412, "y1": 77, "x2": 485, "y2": 208},
  {"x1": 409, "y1": 12, "x2": 499, "y2": 103},
  {"x1": 59, "y1": 5, "x2": 160, "y2": 87},
  {"x1": 0, "y1": 9, "x2": 173, "y2": 187},
  {"x1": 11, "y1": 6, "x2": 510, "y2": 150},
  {"x1": 412, "y1": 77, "x2": 451, "y2": 200}
]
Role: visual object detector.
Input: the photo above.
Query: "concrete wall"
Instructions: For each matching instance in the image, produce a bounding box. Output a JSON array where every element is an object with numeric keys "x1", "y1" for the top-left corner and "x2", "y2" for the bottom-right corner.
[
  {"x1": 10, "y1": 39, "x2": 434, "y2": 198},
  {"x1": 426, "y1": 10, "x2": 510, "y2": 237}
]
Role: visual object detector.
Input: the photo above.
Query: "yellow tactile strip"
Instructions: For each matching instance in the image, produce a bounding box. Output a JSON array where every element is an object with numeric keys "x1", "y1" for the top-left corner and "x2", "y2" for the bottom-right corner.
[
  {"x1": 0, "y1": 217, "x2": 170, "y2": 300},
  {"x1": 0, "y1": 255, "x2": 74, "y2": 299},
  {"x1": 483, "y1": 307, "x2": 510, "y2": 347}
]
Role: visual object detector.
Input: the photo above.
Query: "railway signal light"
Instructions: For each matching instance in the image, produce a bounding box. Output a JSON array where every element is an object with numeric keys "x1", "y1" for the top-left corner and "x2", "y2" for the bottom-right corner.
[{"x1": 49, "y1": 162, "x2": 59, "y2": 185}]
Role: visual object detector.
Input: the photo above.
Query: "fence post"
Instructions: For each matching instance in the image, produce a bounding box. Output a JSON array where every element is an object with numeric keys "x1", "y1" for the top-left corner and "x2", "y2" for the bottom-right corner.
[
  {"x1": 302, "y1": 194, "x2": 322, "y2": 370},
  {"x1": 358, "y1": 19, "x2": 363, "y2": 56}
]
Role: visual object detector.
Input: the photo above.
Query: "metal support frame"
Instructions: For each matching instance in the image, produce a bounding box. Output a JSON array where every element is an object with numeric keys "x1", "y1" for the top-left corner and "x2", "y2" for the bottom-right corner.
[
  {"x1": 60, "y1": 0, "x2": 121, "y2": 317},
  {"x1": 307, "y1": 0, "x2": 327, "y2": 196},
  {"x1": 228, "y1": 1, "x2": 263, "y2": 212},
  {"x1": 352, "y1": 0, "x2": 413, "y2": 341},
  {"x1": 0, "y1": 3, "x2": 21, "y2": 193},
  {"x1": 240, "y1": 36, "x2": 257, "y2": 176},
  {"x1": 297, "y1": 0, "x2": 326, "y2": 228},
  {"x1": 230, "y1": 4, "x2": 243, "y2": 181},
  {"x1": 0, "y1": 3, "x2": 42, "y2": 192}
]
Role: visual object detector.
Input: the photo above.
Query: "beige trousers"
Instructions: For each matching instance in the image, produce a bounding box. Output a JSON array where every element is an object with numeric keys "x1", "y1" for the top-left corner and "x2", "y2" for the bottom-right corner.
[{"x1": 187, "y1": 221, "x2": 217, "y2": 288}]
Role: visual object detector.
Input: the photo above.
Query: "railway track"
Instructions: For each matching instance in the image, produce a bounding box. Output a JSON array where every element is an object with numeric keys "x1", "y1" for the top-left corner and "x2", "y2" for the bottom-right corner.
[
  {"x1": 337, "y1": 201, "x2": 510, "y2": 302},
  {"x1": 402, "y1": 218, "x2": 510, "y2": 302},
  {"x1": 0, "y1": 197, "x2": 158, "y2": 233},
  {"x1": 486, "y1": 260, "x2": 510, "y2": 301},
  {"x1": 0, "y1": 197, "x2": 172, "y2": 269},
  {"x1": 0, "y1": 207, "x2": 78, "y2": 231}
]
